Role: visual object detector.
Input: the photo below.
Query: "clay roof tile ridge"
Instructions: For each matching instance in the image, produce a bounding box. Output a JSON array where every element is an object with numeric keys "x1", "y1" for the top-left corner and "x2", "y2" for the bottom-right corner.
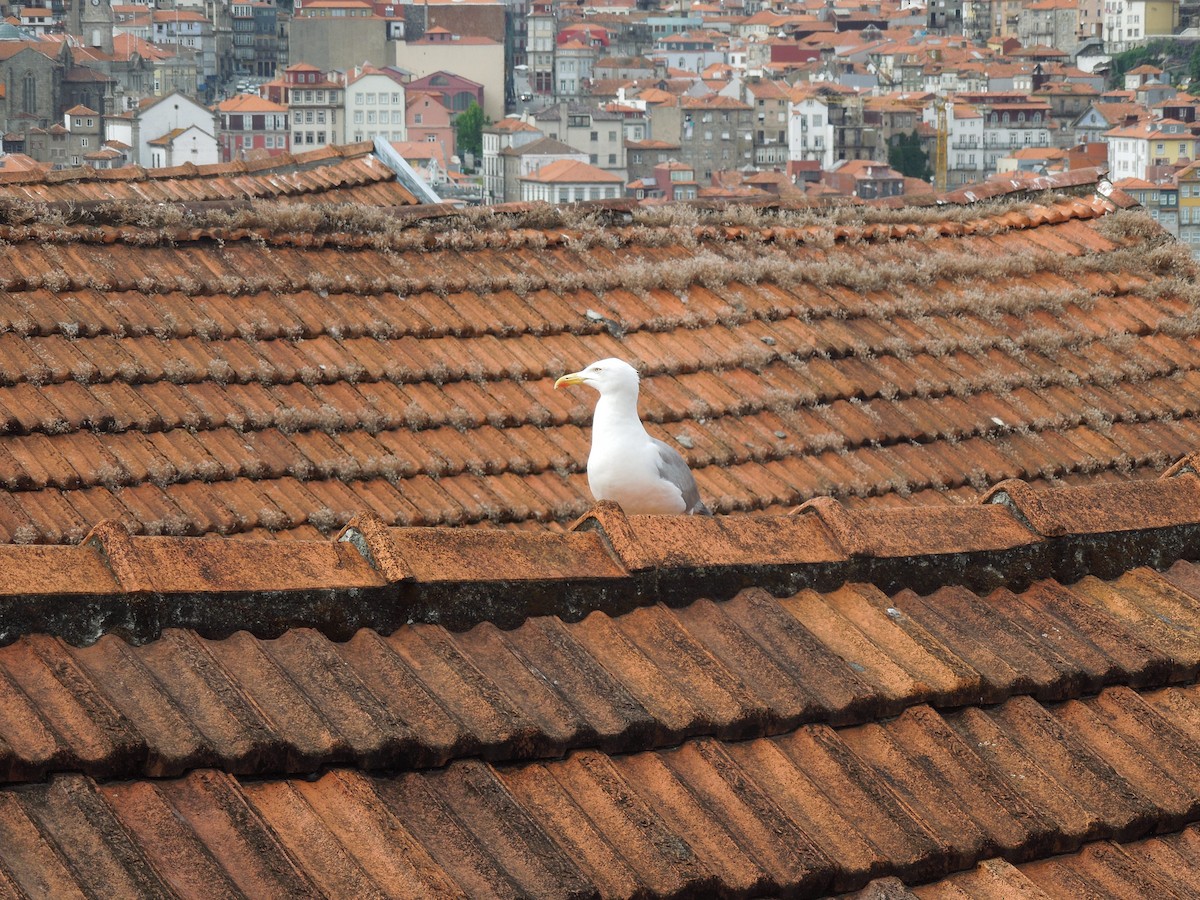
[
  {"x1": 82, "y1": 518, "x2": 153, "y2": 593},
  {"x1": 337, "y1": 512, "x2": 414, "y2": 582},
  {"x1": 569, "y1": 500, "x2": 655, "y2": 571}
]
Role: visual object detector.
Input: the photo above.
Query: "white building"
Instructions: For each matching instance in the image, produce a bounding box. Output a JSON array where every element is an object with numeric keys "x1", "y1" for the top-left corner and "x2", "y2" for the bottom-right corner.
[
  {"x1": 554, "y1": 39, "x2": 596, "y2": 102},
  {"x1": 1105, "y1": 119, "x2": 1195, "y2": 181},
  {"x1": 979, "y1": 101, "x2": 1052, "y2": 173},
  {"x1": 1103, "y1": 0, "x2": 1179, "y2": 53},
  {"x1": 147, "y1": 124, "x2": 220, "y2": 167},
  {"x1": 105, "y1": 90, "x2": 219, "y2": 166},
  {"x1": 788, "y1": 91, "x2": 836, "y2": 170},
  {"x1": 151, "y1": 9, "x2": 216, "y2": 90},
  {"x1": 272, "y1": 63, "x2": 344, "y2": 151},
  {"x1": 651, "y1": 31, "x2": 727, "y2": 73},
  {"x1": 942, "y1": 103, "x2": 986, "y2": 186},
  {"x1": 345, "y1": 68, "x2": 407, "y2": 144},
  {"x1": 519, "y1": 158, "x2": 624, "y2": 203},
  {"x1": 482, "y1": 117, "x2": 544, "y2": 204}
]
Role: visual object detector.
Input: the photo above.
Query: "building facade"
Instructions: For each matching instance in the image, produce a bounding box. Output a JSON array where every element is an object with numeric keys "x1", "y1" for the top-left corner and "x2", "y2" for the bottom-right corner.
[
  {"x1": 345, "y1": 68, "x2": 406, "y2": 144},
  {"x1": 216, "y1": 92, "x2": 289, "y2": 161}
]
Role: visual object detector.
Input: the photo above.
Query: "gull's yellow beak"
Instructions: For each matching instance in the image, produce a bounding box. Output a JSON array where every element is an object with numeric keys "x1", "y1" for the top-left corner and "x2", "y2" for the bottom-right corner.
[{"x1": 554, "y1": 371, "x2": 586, "y2": 390}]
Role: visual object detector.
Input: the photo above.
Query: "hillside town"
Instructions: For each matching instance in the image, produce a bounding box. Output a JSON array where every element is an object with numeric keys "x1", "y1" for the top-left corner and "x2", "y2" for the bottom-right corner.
[{"x1": 0, "y1": 0, "x2": 1197, "y2": 223}]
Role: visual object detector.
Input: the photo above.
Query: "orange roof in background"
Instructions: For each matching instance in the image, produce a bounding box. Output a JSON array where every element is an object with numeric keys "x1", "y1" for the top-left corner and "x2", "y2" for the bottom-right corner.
[
  {"x1": 0, "y1": 152, "x2": 46, "y2": 173},
  {"x1": 487, "y1": 117, "x2": 541, "y2": 133},
  {"x1": 216, "y1": 93, "x2": 287, "y2": 113},
  {"x1": 151, "y1": 8, "x2": 208, "y2": 21},
  {"x1": 680, "y1": 94, "x2": 751, "y2": 110},
  {"x1": 113, "y1": 32, "x2": 174, "y2": 61},
  {"x1": 147, "y1": 126, "x2": 188, "y2": 146},
  {"x1": 635, "y1": 87, "x2": 676, "y2": 105},
  {"x1": 1113, "y1": 176, "x2": 1159, "y2": 190},
  {"x1": 522, "y1": 158, "x2": 624, "y2": 182}
]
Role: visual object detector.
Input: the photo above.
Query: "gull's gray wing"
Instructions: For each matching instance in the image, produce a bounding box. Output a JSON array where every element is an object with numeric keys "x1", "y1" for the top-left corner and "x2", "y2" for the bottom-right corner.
[{"x1": 652, "y1": 438, "x2": 712, "y2": 515}]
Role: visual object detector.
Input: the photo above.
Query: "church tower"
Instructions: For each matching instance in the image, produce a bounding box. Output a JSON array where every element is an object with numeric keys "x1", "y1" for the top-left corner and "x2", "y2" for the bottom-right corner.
[{"x1": 68, "y1": 0, "x2": 115, "y2": 57}]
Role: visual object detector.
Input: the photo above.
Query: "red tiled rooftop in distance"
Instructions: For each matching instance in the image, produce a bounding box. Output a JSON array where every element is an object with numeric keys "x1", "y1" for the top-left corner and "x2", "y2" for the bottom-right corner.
[
  {"x1": 521, "y1": 160, "x2": 618, "y2": 186},
  {"x1": 216, "y1": 93, "x2": 286, "y2": 113}
]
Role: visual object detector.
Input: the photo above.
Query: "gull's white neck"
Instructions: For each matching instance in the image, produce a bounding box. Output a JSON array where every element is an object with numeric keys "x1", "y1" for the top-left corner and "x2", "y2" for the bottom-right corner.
[{"x1": 592, "y1": 383, "x2": 647, "y2": 444}]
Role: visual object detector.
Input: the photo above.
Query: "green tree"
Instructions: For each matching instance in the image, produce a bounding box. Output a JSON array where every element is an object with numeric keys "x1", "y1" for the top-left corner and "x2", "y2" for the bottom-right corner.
[
  {"x1": 888, "y1": 129, "x2": 932, "y2": 181},
  {"x1": 455, "y1": 101, "x2": 487, "y2": 168},
  {"x1": 1189, "y1": 44, "x2": 1200, "y2": 86},
  {"x1": 1107, "y1": 39, "x2": 1174, "y2": 88}
]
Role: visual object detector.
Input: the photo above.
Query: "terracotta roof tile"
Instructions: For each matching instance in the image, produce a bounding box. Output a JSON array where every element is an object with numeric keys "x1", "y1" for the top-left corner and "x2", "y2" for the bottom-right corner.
[
  {"x1": 4, "y1": 444, "x2": 1200, "y2": 893},
  {"x1": 0, "y1": 145, "x2": 417, "y2": 207}
]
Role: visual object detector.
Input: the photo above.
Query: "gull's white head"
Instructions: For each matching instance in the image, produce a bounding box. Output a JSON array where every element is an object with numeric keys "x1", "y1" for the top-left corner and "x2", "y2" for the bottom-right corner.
[{"x1": 554, "y1": 358, "x2": 640, "y2": 395}]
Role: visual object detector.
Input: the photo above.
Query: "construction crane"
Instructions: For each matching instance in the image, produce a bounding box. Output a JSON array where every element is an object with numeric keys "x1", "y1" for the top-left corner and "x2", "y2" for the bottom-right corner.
[{"x1": 934, "y1": 97, "x2": 948, "y2": 192}]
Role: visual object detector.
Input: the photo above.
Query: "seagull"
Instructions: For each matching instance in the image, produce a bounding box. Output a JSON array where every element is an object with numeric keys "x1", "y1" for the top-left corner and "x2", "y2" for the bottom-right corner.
[{"x1": 555, "y1": 358, "x2": 712, "y2": 516}]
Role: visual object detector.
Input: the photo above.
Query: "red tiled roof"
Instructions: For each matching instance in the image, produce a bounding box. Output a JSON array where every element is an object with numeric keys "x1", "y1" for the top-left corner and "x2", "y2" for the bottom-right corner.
[
  {"x1": 215, "y1": 93, "x2": 286, "y2": 113},
  {"x1": 0, "y1": 179, "x2": 1181, "y2": 542},
  {"x1": 4, "y1": 469, "x2": 1200, "y2": 892},
  {"x1": 522, "y1": 158, "x2": 624, "y2": 183},
  {"x1": 0, "y1": 142, "x2": 418, "y2": 206}
]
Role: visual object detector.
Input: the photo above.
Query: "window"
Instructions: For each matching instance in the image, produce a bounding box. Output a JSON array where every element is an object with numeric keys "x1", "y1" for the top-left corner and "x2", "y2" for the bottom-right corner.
[
  {"x1": 354, "y1": 111, "x2": 363, "y2": 124},
  {"x1": 21, "y1": 70, "x2": 35, "y2": 115},
  {"x1": 608, "y1": 153, "x2": 616, "y2": 164},
  {"x1": 305, "y1": 111, "x2": 313, "y2": 123},
  {"x1": 367, "y1": 111, "x2": 376, "y2": 124},
  {"x1": 608, "y1": 130, "x2": 616, "y2": 141},
  {"x1": 366, "y1": 93, "x2": 376, "y2": 104},
  {"x1": 80, "y1": 137, "x2": 88, "y2": 147},
  {"x1": 590, "y1": 131, "x2": 598, "y2": 141},
  {"x1": 356, "y1": 93, "x2": 364, "y2": 105},
  {"x1": 589, "y1": 154, "x2": 597, "y2": 163}
]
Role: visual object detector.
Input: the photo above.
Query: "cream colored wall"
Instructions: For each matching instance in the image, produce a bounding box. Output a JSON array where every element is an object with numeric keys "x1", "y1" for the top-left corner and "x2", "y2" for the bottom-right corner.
[{"x1": 393, "y1": 42, "x2": 505, "y2": 122}]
